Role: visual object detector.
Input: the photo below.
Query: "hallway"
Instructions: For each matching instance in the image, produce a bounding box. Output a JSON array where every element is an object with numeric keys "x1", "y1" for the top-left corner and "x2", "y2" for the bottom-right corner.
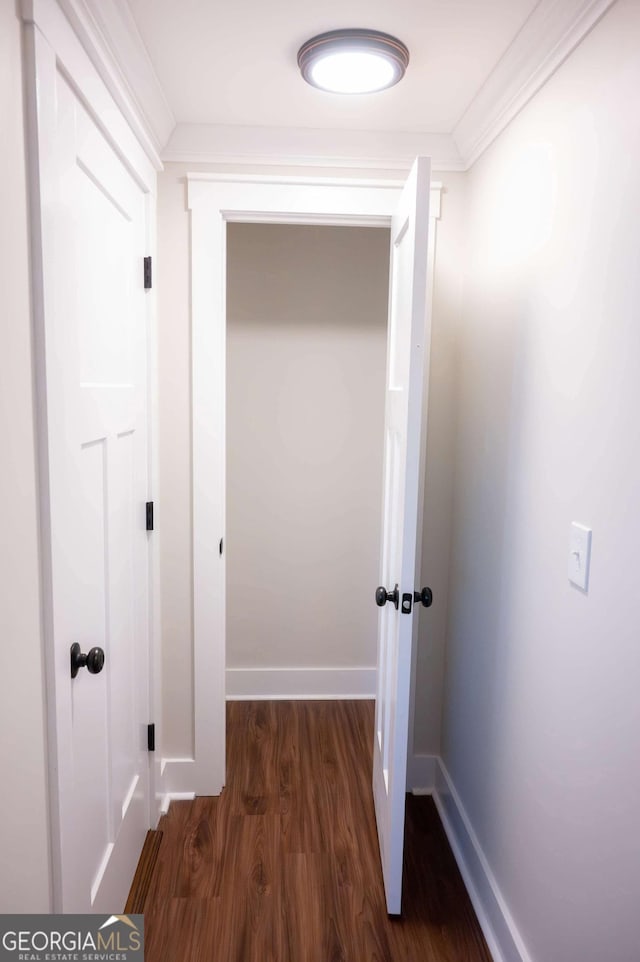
[{"x1": 134, "y1": 701, "x2": 491, "y2": 961}]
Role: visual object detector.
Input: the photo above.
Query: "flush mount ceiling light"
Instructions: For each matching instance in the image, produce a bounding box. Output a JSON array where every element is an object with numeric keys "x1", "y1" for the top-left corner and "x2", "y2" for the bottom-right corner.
[{"x1": 297, "y1": 29, "x2": 409, "y2": 95}]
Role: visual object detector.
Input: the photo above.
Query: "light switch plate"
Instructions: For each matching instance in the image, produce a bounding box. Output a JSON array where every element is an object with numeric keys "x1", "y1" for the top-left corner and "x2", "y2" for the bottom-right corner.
[{"x1": 568, "y1": 523, "x2": 592, "y2": 591}]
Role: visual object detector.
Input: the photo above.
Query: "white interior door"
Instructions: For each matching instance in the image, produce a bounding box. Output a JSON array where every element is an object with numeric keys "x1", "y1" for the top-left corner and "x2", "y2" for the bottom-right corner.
[
  {"x1": 372, "y1": 156, "x2": 432, "y2": 915},
  {"x1": 31, "y1": 37, "x2": 152, "y2": 910}
]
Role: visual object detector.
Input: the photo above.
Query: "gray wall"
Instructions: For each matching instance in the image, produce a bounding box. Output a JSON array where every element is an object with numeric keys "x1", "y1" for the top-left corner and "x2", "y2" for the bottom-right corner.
[
  {"x1": 226, "y1": 223, "x2": 388, "y2": 671},
  {"x1": 442, "y1": 0, "x2": 640, "y2": 958},
  {"x1": 0, "y1": 3, "x2": 51, "y2": 911}
]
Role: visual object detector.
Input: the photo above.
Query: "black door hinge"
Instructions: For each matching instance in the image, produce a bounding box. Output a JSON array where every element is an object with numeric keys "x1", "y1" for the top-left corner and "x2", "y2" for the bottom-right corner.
[
  {"x1": 143, "y1": 256, "x2": 152, "y2": 290},
  {"x1": 146, "y1": 501, "x2": 154, "y2": 531},
  {"x1": 219, "y1": 537, "x2": 224, "y2": 556},
  {"x1": 147, "y1": 723, "x2": 155, "y2": 752}
]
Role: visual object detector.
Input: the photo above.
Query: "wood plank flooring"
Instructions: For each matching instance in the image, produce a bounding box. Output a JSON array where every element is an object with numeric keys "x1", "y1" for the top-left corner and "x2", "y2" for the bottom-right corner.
[{"x1": 139, "y1": 701, "x2": 492, "y2": 962}]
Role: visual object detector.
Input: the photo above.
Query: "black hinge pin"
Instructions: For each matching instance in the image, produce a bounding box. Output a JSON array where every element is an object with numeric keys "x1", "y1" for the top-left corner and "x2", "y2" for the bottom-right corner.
[
  {"x1": 147, "y1": 723, "x2": 155, "y2": 752},
  {"x1": 146, "y1": 501, "x2": 154, "y2": 531},
  {"x1": 143, "y1": 256, "x2": 152, "y2": 290}
]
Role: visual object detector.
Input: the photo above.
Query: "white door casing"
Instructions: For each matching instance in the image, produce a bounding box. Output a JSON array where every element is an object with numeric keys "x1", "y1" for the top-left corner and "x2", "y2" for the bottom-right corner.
[
  {"x1": 372, "y1": 157, "x2": 433, "y2": 915},
  {"x1": 23, "y1": 0, "x2": 158, "y2": 911},
  {"x1": 187, "y1": 170, "x2": 440, "y2": 801},
  {"x1": 187, "y1": 176, "x2": 400, "y2": 798}
]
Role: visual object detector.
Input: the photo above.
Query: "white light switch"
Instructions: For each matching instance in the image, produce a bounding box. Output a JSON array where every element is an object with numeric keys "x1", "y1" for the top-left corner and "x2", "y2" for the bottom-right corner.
[{"x1": 568, "y1": 523, "x2": 592, "y2": 591}]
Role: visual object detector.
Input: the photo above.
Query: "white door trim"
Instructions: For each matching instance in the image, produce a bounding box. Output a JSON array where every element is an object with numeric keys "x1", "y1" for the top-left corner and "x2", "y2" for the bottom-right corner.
[
  {"x1": 22, "y1": 0, "x2": 159, "y2": 908},
  {"x1": 187, "y1": 172, "x2": 441, "y2": 795}
]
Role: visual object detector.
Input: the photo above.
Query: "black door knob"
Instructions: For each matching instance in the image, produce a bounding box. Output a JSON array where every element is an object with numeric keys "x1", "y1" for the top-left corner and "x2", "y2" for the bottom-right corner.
[
  {"x1": 413, "y1": 587, "x2": 433, "y2": 608},
  {"x1": 375, "y1": 584, "x2": 399, "y2": 610},
  {"x1": 70, "y1": 642, "x2": 105, "y2": 679}
]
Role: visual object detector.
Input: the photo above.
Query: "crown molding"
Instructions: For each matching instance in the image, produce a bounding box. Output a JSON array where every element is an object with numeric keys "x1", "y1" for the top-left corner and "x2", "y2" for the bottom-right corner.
[
  {"x1": 452, "y1": 0, "x2": 618, "y2": 168},
  {"x1": 27, "y1": 0, "x2": 617, "y2": 175},
  {"x1": 162, "y1": 123, "x2": 466, "y2": 173},
  {"x1": 23, "y1": 0, "x2": 175, "y2": 168}
]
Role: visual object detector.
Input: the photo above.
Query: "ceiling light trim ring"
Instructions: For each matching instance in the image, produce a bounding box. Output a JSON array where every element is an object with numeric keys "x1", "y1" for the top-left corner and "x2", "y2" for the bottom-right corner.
[{"x1": 297, "y1": 29, "x2": 410, "y2": 94}]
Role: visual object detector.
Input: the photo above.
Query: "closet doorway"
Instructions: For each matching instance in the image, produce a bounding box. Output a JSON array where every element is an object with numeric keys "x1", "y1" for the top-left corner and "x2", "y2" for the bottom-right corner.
[{"x1": 225, "y1": 222, "x2": 389, "y2": 702}]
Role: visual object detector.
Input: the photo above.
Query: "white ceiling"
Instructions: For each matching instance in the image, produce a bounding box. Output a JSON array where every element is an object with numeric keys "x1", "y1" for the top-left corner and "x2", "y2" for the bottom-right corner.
[
  {"x1": 126, "y1": 0, "x2": 538, "y2": 133},
  {"x1": 82, "y1": 0, "x2": 614, "y2": 169}
]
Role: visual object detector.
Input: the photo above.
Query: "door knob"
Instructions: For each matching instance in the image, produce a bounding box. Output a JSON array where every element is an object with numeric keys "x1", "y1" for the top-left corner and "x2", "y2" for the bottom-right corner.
[
  {"x1": 375, "y1": 584, "x2": 399, "y2": 610},
  {"x1": 70, "y1": 642, "x2": 105, "y2": 679},
  {"x1": 413, "y1": 587, "x2": 433, "y2": 608}
]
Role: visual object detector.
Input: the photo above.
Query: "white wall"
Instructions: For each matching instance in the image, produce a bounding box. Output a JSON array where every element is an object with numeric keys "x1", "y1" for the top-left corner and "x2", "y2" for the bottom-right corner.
[
  {"x1": 157, "y1": 162, "x2": 460, "y2": 755},
  {"x1": 0, "y1": 4, "x2": 51, "y2": 910},
  {"x1": 441, "y1": 1, "x2": 640, "y2": 959},
  {"x1": 226, "y1": 223, "x2": 388, "y2": 673}
]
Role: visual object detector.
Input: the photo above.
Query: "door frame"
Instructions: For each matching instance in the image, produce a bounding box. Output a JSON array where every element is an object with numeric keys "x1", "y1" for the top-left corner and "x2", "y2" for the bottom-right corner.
[
  {"x1": 22, "y1": 0, "x2": 161, "y2": 909},
  {"x1": 187, "y1": 172, "x2": 441, "y2": 795}
]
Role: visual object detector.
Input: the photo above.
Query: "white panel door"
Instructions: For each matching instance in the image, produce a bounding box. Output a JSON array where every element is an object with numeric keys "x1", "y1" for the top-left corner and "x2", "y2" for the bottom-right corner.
[
  {"x1": 38, "y1": 67, "x2": 151, "y2": 911},
  {"x1": 373, "y1": 156, "x2": 432, "y2": 915}
]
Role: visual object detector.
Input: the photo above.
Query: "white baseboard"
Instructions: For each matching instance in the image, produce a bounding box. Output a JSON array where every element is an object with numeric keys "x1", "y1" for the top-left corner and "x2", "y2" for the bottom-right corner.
[
  {"x1": 433, "y1": 760, "x2": 531, "y2": 962},
  {"x1": 160, "y1": 757, "x2": 197, "y2": 794},
  {"x1": 406, "y1": 753, "x2": 437, "y2": 793},
  {"x1": 158, "y1": 759, "x2": 198, "y2": 817},
  {"x1": 159, "y1": 791, "x2": 196, "y2": 815},
  {"x1": 225, "y1": 666, "x2": 376, "y2": 700}
]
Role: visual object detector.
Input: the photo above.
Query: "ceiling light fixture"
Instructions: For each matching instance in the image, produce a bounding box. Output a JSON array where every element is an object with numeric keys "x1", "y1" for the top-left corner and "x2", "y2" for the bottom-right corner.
[{"x1": 297, "y1": 29, "x2": 409, "y2": 95}]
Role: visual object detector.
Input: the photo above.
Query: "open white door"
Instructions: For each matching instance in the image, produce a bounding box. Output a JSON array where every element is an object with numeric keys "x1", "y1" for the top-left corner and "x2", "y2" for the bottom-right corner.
[
  {"x1": 26, "y1": 12, "x2": 155, "y2": 911},
  {"x1": 372, "y1": 156, "x2": 432, "y2": 915}
]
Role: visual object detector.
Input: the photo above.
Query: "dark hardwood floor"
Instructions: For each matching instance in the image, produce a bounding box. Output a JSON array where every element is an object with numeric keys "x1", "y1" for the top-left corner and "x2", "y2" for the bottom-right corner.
[{"x1": 137, "y1": 700, "x2": 492, "y2": 962}]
